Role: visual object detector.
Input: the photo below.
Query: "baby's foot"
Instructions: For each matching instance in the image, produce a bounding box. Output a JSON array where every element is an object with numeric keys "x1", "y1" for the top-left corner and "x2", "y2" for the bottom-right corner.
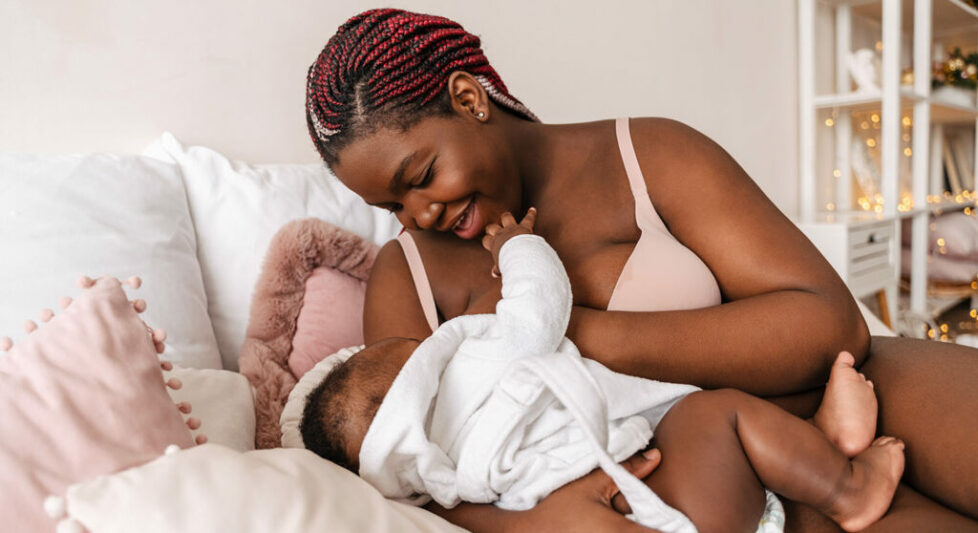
[
  {"x1": 827, "y1": 436, "x2": 905, "y2": 532},
  {"x1": 813, "y1": 351, "x2": 877, "y2": 457}
]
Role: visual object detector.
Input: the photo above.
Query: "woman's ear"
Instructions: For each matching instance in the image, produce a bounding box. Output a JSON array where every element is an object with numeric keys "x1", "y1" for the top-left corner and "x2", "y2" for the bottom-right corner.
[{"x1": 447, "y1": 71, "x2": 490, "y2": 122}]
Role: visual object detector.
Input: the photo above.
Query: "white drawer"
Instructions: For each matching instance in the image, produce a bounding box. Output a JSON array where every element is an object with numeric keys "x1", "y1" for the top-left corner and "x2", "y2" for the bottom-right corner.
[
  {"x1": 795, "y1": 217, "x2": 899, "y2": 299},
  {"x1": 847, "y1": 221, "x2": 896, "y2": 296}
]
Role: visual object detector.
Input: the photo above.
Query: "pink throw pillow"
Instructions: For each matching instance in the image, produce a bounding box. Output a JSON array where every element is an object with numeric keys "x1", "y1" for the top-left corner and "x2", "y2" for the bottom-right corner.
[
  {"x1": 289, "y1": 267, "x2": 366, "y2": 378},
  {"x1": 239, "y1": 218, "x2": 378, "y2": 449},
  {"x1": 0, "y1": 277, "x2": 194, "y2": 532}
]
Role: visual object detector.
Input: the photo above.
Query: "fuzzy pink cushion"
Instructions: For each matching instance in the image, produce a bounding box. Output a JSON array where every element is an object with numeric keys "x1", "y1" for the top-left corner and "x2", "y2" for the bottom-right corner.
[
  {"x1": 239, "y1": 218, "x2": 378, "y2": 449},
  {"x1": 0, "y1": 277, "x2": 194, "y2": 532},
  {"x1": 289, "y1": 267, "x2": 366, "y2": 378}
]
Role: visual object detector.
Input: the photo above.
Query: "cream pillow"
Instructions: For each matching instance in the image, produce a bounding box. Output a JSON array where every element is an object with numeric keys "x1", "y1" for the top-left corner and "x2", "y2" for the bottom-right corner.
[
  {"x1": 64, "y1": 444, "x2": 467, "y2": 533},
  {"x1": 166, "y1": 365, "x2": 256, "y2": 452}
]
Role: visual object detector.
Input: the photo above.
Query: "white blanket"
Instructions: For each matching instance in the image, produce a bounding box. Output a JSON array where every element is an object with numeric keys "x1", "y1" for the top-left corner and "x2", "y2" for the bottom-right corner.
[{"x1": 359, "y1": 235, "x2": 699, "y2": 532}]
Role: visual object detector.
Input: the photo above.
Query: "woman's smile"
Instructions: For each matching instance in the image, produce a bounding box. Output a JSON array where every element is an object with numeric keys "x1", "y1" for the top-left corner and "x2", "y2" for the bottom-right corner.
[{"x1": 449, "y1": 196, "x2": 482, "y2": 239}]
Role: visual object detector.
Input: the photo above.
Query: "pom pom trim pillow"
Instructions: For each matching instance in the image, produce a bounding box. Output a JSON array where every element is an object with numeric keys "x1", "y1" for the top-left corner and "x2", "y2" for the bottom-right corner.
[
  {"x1": 239, "y1": 218, "x2": 378, "y2": 448},
  {"x1": 0, "y1": 276, "x2": 198, "y2": 532}
]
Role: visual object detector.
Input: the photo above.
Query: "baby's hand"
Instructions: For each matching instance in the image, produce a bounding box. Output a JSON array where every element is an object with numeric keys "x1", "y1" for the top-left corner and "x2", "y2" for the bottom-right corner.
[{"x1": 482, "y1": 207, "x2": 537, "y2": 277}]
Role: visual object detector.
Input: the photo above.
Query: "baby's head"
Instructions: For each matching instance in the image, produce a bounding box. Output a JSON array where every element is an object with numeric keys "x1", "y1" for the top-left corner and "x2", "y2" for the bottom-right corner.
[{"x1": 300, "y1": 336, "x2": 419, "y2": 472}]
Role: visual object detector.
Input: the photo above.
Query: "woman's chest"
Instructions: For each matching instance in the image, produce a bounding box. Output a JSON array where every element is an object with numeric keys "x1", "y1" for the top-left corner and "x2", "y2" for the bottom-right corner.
[{"x1": 433, "y1": 224, "x2": 643, "y2": 318}]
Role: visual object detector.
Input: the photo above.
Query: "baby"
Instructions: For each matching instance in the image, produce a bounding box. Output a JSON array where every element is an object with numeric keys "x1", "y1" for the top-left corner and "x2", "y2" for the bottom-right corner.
[{"x1": 301, "y1": 209, "x2": 904, "y2": 533}]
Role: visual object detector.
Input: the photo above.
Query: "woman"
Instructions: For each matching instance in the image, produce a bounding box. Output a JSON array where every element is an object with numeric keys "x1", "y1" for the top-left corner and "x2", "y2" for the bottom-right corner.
[{"x1": 306, "y1": 9, "x2": 978, "y2": 532}]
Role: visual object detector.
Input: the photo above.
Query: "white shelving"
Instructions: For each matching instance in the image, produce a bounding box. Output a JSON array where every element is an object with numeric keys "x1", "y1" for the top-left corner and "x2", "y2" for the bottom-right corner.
[{"x1": 798, "y1": 0, "x2": 978, "y2": 328}]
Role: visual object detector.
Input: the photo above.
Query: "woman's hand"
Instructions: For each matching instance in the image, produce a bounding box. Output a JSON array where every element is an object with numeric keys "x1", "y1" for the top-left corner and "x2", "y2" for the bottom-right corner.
[
  {"x1": 481, "y1": 207, "x2": 537, "y2": 277},
  {"x1": 516, "y1": 449, "x2": 664, "y2": 533}
]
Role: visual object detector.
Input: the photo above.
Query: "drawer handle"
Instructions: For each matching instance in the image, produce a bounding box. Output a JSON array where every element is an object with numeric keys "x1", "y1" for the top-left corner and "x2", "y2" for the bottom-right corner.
[{"x1": 867, "y1": 233, "x2": 877, "y2": 243}]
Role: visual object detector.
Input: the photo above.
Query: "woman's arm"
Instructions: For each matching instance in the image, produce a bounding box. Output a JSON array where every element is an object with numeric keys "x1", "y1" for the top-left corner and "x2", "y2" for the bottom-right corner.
[
  {"x1": 567, "y1": 118, "x2": 869, "y2": 396},
  {"x1": 423, "y1": 452, "x2": 664, "y2": 533},
  {"x1": 362, "y1": 238, "x2": 436, "y2": 344}
]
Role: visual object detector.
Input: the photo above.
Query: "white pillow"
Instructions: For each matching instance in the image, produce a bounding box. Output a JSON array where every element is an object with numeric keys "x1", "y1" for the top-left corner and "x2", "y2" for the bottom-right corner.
[
  {"x1": 144, "y1": 133, "x2": 401, "y2": 370},
  {"x1": 280, "y1": 345, "x2": 362, "y2": 449},
  {"x1": 0, "y1": 153, "x2": 221, "y2": 369},
  {"x1": 165, "y1": 364, "x2": 257, "y2": 452},
  {"x1": 63, "y1": 444, "x2": 467, "y2": 533}
]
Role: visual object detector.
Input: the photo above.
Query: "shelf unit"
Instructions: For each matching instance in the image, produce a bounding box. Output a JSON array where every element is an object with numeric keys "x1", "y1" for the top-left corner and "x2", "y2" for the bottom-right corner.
[{"x1": 798, "y1": 0, "x2": 978, "y2": 327}]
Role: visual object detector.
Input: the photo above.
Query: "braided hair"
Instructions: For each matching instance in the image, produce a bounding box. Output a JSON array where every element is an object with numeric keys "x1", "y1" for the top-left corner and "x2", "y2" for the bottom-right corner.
[{"x1": 305, "y1": 8, "x2": 539, "y2": 166}]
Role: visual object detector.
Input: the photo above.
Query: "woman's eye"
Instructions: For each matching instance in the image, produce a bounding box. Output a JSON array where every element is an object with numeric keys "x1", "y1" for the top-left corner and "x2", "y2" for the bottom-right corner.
[{"x1": 413, "y1": 161, "x2": 435, "y2": 189}]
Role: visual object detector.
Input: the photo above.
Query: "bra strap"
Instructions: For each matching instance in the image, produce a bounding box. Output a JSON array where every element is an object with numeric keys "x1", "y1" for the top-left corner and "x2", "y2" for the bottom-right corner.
[
  {"x1": 615, "y1": 117, "x2": 662, "y2": 233},
  {"x1": 396, "y1": 232, "x2": 440, "y2": 333}
]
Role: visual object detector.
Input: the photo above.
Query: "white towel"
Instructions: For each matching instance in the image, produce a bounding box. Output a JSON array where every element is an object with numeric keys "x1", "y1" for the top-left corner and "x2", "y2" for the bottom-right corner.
[{"x1": 358, "y1": 235, "x2": 698, "y2": 531}]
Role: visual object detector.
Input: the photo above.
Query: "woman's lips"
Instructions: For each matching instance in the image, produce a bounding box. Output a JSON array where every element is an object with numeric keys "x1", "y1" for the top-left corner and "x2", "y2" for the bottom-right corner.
[{"x1": 452, "y1": 198, "x2": 481, "y2": 239}]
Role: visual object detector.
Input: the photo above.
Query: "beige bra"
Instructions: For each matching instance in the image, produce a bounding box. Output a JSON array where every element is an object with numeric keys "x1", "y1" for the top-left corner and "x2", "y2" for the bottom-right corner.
[{"x1": 398, "y1": 117, "x2": 721, "y2": 332}]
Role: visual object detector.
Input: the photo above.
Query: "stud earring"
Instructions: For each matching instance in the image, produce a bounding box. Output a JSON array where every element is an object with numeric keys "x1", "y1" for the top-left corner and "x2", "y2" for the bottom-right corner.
[{"x1": 477, "y1": 111, "x2": 486, "y2": 118}]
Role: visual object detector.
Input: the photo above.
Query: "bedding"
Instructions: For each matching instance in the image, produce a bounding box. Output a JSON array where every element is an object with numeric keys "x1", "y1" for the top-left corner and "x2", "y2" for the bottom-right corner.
[
  {"x1": 145, "y1": 133, "x2": 400, "y2": 370},
  {"x1": 62, "y1": 443, "x2": 466, "y2": 533},
  {"x1": 0, "y1": 153, "x2": 221, "y2": 369}
]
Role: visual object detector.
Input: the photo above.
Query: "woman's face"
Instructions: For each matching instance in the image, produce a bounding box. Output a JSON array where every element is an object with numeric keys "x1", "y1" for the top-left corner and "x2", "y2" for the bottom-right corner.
[{"x1": 332, "y1": 114, "x2": 521, "y2": 240}]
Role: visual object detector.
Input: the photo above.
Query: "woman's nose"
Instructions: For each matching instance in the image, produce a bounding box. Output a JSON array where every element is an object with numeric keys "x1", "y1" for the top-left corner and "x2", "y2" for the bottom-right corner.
[
  {"x1": 415, "y1": 201, "x2": 444, "y2": 230},
  {"x1": 404, "y1": 199, "x2": 444, "y2": 230}
]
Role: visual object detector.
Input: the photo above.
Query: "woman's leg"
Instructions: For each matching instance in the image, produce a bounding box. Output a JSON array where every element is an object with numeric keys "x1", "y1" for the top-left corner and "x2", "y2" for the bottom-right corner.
[
  {"x1": 772, "y1": 336, "x2": 978, "y2": 531},
  {"x1": 643, "y1": 389, "x2": 903, "y2": 533},
  {"x1": 860, "y1": 336, "x2": 978, "y2": 518},
  {"x1": 785, "y1": 484, "x2": 978, "y2": 533}
]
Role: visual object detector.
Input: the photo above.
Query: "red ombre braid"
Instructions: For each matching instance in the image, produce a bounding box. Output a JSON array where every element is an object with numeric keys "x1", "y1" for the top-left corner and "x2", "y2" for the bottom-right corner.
[{"x1": 306, "y1": 8, "x2": 538, "y2": 165}]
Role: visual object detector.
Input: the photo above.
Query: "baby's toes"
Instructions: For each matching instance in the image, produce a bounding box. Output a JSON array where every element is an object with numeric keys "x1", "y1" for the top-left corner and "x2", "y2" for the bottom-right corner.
[
  {"x1": 873, "y1": 436, "x2": 896, "y2": 447},
  {"x1": 835, "y1": 351, "x2": 856, "y2": 368}
]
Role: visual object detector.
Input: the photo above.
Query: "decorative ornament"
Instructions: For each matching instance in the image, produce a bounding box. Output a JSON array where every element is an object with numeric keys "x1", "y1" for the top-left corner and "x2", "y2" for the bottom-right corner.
[{"x1": 933, "y1": 47, "x2": 978, "y2": 90}]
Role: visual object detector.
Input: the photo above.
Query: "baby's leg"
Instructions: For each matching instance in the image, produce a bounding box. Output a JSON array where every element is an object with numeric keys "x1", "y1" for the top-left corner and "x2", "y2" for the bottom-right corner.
[{"x1": 640, "y1": 389, "x2": 903, "y2": 533}]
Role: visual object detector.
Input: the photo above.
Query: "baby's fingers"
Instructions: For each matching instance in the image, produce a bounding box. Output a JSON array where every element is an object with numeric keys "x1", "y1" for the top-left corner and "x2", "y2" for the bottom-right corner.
[
  {"x1": 500, "y1": 212, "x2": 517, "y2": 227},
  {"x1": 520, "y1": 207, "x2": 537, "y2": 230}
]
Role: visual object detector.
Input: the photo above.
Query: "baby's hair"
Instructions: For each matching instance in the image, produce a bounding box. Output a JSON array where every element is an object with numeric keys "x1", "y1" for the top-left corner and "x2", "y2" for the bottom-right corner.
[
  {"x1": 305, "y1": 8, "x2": 538, "y2": 167},
  {"x1": 300, "y1": 345, "x2": 401, "y2": 472},
  {"x1": 300, "y1": 359, "x2": 359, "y2": 472}
]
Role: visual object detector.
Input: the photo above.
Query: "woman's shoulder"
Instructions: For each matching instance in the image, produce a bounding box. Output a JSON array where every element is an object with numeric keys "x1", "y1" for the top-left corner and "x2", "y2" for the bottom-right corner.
[
  {"x1": 622, "y1": 116, "x2": 758, "y2": 212},
  {"x1": 376, "y1": 229, "x2": 497, "y2": 317}
]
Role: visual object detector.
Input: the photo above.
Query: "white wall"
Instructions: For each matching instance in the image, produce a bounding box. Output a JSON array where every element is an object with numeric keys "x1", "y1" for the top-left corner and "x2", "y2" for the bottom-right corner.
[{"x1": 0, "y1": 0, "x2": 800, "y2": 215}]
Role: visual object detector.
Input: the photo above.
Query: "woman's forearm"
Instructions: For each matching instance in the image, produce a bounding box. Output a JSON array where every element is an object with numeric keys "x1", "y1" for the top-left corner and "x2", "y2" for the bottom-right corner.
[
  {"x1": 424, "y1": 501, "x2": 519, "y2": 533},
  {"x1": 567, "y1": 289, "x2": 870, "y2": 396}
]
